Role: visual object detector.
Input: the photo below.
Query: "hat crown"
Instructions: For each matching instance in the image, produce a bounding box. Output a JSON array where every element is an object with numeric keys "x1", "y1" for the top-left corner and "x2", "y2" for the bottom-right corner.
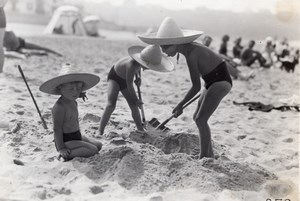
[
  {"x1": 157, "y1": 17, "x2": 184, "y2": 38},
  {"x1": 58, "y1": 63, "x2": 77, "y2": 76},
  {"x1": 140, "y1": 45, "x2": 162, "y2": 65}
]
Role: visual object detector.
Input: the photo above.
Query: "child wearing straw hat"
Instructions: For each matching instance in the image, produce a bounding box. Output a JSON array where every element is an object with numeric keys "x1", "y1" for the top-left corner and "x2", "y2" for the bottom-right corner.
[
  {"x1": 138, "y1": 17, "x2": 232, "y2": 159},
  {"x1": 99, "y1": 45, "x2": 174, "y2": 136},
  {"x1": 40, "y1": 63, "x2": 102, "y2": 161}
]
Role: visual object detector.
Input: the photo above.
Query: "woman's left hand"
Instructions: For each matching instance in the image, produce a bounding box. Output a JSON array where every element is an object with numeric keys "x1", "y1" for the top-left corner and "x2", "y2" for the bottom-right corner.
[{"x1": 172, "y1": 104, "x2": 183, "y2": 117}]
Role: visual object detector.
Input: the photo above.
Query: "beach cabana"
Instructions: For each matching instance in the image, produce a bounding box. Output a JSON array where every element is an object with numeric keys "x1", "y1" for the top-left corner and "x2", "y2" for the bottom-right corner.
[
  {"x1": 83, "y1": 15, "x2": 100, "y2": 37},
  {"x1": 44, "y1": 5, "x2": 87, "y2": 36}
]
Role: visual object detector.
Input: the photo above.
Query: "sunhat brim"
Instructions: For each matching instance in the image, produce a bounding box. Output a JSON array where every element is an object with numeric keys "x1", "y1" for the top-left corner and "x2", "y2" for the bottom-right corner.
[
  {"x1": 138, "y1": 30, "x2": 203, "y2": 45},
  {"x1": 128, "y1": 46, "x2": 174, "y2": 72},
  {"x1": 39, "y1": 73, "x2": 100, "y2": 95}
]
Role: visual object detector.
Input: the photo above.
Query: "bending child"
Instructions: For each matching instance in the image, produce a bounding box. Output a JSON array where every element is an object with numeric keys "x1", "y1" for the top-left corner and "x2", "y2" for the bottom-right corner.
[
  {"x1": 99, "y1": 45, "x2": 174, "y2": 136},
  {"x1": 139, "y1": 17, "x2": 232, "y2": 159},
  {"x1": 40, "y1": 63, "x2": 102, "y2": 161}
]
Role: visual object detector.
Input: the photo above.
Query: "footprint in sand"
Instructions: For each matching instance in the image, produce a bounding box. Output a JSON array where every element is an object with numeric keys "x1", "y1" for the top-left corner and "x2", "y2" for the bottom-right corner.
[
  {"x1": 264, "y1": 180, "x2": 293, "y2": 198},
  {"x1": 13, "y1": 104, "x2": 24, "y2": 108},
  {"x1": 16, "y1": 111, "x2": 25, "y2": 115},
  {"x1": 54, "y1": 187, "x2": 71, "y2": 195},
  {"x1": 83, "y1": 113, "x2": 101, "y2": 122},
  {"x1": 9, "y1": 87, "x2": 22, "y2": 93},
  {"x1": 149, "y1": 196, "x2": 163, "y2": 201},
  {"x1": 89, "y1": 186, "x2": 104, "y2": 194},
  {"x1": 283, "y1": 138, "x2": 293, "y2": 143}
]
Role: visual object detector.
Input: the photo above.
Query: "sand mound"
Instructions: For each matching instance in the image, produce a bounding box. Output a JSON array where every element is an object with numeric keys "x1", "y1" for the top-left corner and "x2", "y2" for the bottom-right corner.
[{"x1": 72, "y1": 140, "x2": 276, "y2": 195}]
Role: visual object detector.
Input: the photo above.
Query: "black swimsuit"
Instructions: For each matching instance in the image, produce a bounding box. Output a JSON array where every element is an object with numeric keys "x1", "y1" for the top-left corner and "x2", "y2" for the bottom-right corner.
[
  {"x1": 55, "y1": 130, "x2": 82, "y2": 151},
  {"x1": 202, "y1": 61, "x2": 232, "y2": 89},
  {"x1": 107, "y1": 66, "x2": 127, "y2": 90},
  {"x1": 63, "y1": 130, "x2": 82, "y2": 142}
]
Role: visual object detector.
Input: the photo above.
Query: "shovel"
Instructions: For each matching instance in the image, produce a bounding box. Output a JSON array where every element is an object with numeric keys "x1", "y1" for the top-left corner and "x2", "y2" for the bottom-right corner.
[
  {"x1": 149, "y1": 93, "x2": 201, "y2": 131},
  {"x1": 135, "y1": 71, "x2": 146, "y2": 123}
]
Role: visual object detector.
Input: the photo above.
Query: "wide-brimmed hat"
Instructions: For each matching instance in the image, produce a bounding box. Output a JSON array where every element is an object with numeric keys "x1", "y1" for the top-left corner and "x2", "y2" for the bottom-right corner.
[
  {"x1": 128, "y1": 45, "x2": 174, "y2": 72},
  {"x1": 138, "y1": 17, "x2": 203, "y2": 45},
  {"x1": 39, "y1": 63, "x2": 100, "y2": 95}
]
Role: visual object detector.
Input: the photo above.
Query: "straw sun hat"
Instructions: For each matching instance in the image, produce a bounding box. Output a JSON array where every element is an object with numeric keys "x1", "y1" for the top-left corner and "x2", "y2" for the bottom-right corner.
[
  {"x1": 39, "y1": 63, "x2": 100, "y2": 95},
  {"x1": 138, "y1": 17, "x2": 203, "y2": 45},
  {"x1": 128, "y1": 45, "x2": 174, "y2": 72}
]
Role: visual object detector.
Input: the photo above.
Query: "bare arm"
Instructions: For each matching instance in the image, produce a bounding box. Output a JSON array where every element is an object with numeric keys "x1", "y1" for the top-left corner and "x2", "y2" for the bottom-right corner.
[
  {"x1": 126, "y1": 64, "x2": 140, "y2": 103},
  {"x1": 52, "y1": 102, "x2": 66, "y2": 151},
  {"x1": 173, "y1": 54, "x2": 201, "y2": 116}
]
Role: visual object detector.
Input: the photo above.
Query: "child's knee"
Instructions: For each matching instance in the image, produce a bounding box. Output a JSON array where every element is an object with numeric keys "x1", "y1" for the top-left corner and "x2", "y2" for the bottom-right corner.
[
  {"x1": 96, "y1": 142, "x2": 102, "y2": 151},
  {"x1": 107, "y1": 102, "x2": 116, "y2": 109},
  {"x1": 194, "y1": 115, "x2": 207, "y2": 125}
]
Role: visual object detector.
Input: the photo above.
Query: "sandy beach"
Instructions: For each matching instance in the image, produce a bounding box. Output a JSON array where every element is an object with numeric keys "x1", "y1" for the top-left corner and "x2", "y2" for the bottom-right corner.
[{"x1": 0, "y1": 35, "x2": 299, "y2": 201}]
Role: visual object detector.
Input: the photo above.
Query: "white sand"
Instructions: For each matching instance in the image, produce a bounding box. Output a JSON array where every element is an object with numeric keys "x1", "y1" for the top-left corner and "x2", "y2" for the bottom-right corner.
[{"x1": 0, "y1": 36, "x2": 299, "y2": 201}]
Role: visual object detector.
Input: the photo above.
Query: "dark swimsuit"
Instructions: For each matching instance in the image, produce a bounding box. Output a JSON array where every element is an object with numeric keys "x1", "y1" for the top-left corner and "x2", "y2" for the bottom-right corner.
[
  {"x1": 55, "y1": 130, "x2": 82, "y2": 151},
  {"x1": 107, "y1": 66, "x2": 127, "y2": 90},
  {"x1": 202, "y1": 61, "x2": 232, "y2": 89},
  {"x1": 63, "y1": 130, "x2": 82, "y2": 142}
]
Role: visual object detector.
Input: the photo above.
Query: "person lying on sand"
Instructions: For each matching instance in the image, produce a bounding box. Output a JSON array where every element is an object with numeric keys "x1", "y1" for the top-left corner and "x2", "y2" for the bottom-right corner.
[
  {"x1": 202, "y1": 35, "x2": 255, "y2": 81},
  {"x1": 138, "y1": 17, "x2": 232, "y2": 159},
  {"x1": 39, "y1": 63, "x2": 102, "y2": 161},
  {"x1": 3, "y1": 30, "x2": 62, "y2": 58},
  {"x1": 99, "y1": 45, "x2": 174, "y2": 136}
]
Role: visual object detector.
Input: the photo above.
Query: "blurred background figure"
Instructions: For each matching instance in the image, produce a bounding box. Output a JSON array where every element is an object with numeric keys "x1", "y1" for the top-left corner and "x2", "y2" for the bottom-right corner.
[
  {"x1": 232, "y1": 37, "x2": 243, "y2": 59},
  {"x1": 4, "y1": 30, "x2": 62, "y2": 58},
  {"x1": 44, "y1": 5, "x2": 87, "y2": 36},
  {"x1": 241, "y1": 40, "x2": 267, "y2": 67},
  {"x1": 83, "y1": 15, "x2": 101, "y2": 37},
  {"x1": 202, "y1": 35, "x2": 254, "y2": 80},
  {"x1": 262, "y1": 36, "x2": 276, "y2": 67},
  {"x1": 202, "y1": 35, "x2": 213, "y2": 47},
  {"x1": 219, "y1": 34, "x2": 230, "y2": 56},
  {"x1": 0, "y1": 0, "x2": 8, "y2": 73}
]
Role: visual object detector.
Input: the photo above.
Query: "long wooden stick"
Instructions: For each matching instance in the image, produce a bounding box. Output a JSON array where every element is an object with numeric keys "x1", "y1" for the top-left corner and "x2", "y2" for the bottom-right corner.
[{"x1": 18, "y1": 65, "x2": 48, "y2": 129}]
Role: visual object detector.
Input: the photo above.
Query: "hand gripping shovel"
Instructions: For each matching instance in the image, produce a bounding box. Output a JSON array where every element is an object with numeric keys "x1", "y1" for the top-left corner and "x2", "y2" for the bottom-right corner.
[
  {"x1": 18, "y1": 65, "x2": 48, "y2": 129},
  {"x1": 135, "y1": 71, "x2": 145, "y2": 123},
  {"x1": 149, "y1": 93, "x2": 201, "y2": 131}
]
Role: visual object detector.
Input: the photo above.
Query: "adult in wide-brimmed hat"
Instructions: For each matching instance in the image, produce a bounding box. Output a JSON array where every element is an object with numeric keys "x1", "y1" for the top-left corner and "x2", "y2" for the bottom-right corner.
[
  {"x1": 139, "y1": 17, "x2": 233, "y2": 159},
  {"x1": 39, "y1": 63, "x2": 102, "y2": 161},
  {"x1": 99, "y1": 44, "x2": 174, "y2": 136}
]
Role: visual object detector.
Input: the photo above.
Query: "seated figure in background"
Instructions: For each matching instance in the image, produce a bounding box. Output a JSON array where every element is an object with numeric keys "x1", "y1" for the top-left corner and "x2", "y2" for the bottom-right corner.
[{"x1": 241, "y1": 40, "x2": 268, "y2": 68}]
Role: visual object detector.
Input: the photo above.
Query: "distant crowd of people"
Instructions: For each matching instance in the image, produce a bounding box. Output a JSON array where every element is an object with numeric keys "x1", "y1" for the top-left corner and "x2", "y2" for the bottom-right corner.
[{"x1": 203, "y1": 34, "x2": 299, "y2": 73}]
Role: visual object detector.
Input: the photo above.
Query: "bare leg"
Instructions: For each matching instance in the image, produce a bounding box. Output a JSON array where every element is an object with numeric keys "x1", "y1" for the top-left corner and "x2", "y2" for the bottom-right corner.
[
  {"x1": 121, "y1": 88, "x2": 144, "y2": 131},
  {"x1": 194, "y1": 81, "x2": 231, "y2": 159},
  {"x1": 82, "y1": 135, "x2": 102, "y2": 151},
  {"x1": 23, "y1": 42, "x2": 62, "y2": 56},
  {"x1": 99, "y1": 80, "x2": 120, "y2": 135},
  {"x1": 193, "y1": 90, "x2": 206, "y2": 121},
  {"x1": 65, "y1": 140, "x2": 99, "y2": 159}
]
